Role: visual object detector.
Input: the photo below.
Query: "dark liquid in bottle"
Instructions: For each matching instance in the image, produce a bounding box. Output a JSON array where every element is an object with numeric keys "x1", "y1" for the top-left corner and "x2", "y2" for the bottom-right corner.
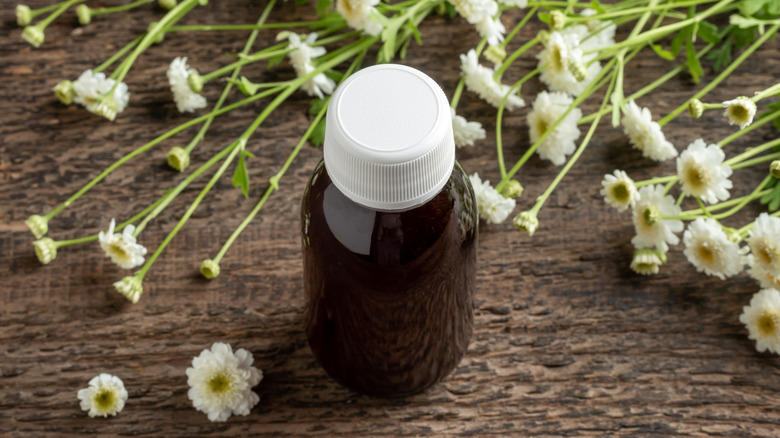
[{"x1": 301, "y1": 160, "x2": 477, "y2": 397}]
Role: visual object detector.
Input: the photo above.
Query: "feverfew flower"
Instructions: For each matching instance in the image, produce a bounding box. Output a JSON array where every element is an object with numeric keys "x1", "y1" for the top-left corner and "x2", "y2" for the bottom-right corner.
[
  {"x1": 451, "y1": 108, "x2": 486, "y2": 148},
  {"x1": 630, "y1": 247, "x2": 667, "y2": 275},
  {"x1": 527, "y1": 91, "x2": 582, "y2": 165},
  {"x1": 167, "y1": 57, "x2": 207, "y2": 113},
  {"x1": 114, "y1": 276, "x2": 143, "y2": 303},
  {"x1": 449, "y1": 0, "x2": 505, "y2": 45},
  {"x1": 621, "y1": 100, "x2": 677, "y2": 162},
  {"x1": 578, "y1": 9, "x2": 616, "y2": 51},
  {"x1": 72, "y1": 69, "x2": 130, "y2": 121},
  {"x1": 739, "y1": 288, "x2": 780, "y2": 354},
  {"x1": 186, "y1": 342, "x2": 263, "y2": 422},
  {"x1": 747, "y1": 213, "x2": 780, "y2": 290},
  {"x1": 460, "y1": 49, "x2": 524, "y2": 110},
  {"x1": 683, "y1": 218, "x2": 746, "y2": 280},
  {"x1": 513, "y1": 211, "x2": 538, "y2": 236},
  {"x1": 336, "y1": 0, "x2": 382, "y2": 36},
  {"x1": 469, "y1": 173, "x2": 516, "y2": 224},
  {"x1": 77, "y1": 373, "x2": 128, "y2": 418},
  {"x1": 631, "y1": 185, "x2": 683, "y2": 252},
  {"x1": 676, "y1": 139, "x2": 733, "y2": 204},
  {"x1": 537, "y1": 31, "x2": 599, "y2": 96},
  {"x1": 285, "y1": 33, "x2": 335, "y2": 99},
  {"x1": 722, "y1": 96, "x2": 756, "y2": 129},
  {"x1": 600, "y1": 170, "x2": 638, "y2": 212},
  {"x1": 98, "y1": 219, "x2": 147, "y2": 270}
]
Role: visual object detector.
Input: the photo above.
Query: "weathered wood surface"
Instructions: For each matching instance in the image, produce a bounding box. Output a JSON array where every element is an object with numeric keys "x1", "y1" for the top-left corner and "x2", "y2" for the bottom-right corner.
[{"x1": 2, "y1": 1, "x2": 780, "y2": 436}]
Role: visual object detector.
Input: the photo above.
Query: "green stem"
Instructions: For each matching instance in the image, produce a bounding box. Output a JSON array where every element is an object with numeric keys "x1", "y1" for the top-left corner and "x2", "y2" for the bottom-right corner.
[
  {"x1": 680, "y1": 188, "x2": 772, "y2": 215},
  {"x1": 501, "y1": 6, "x2": 538, "y2": 49},
  {"x1": 752, "y1": 81, "x2": 780, "y2": 102},
  {"x1": 184, "y1": 0, "x2": 277, "y2": 155},
  {"x1": 94, "y1": 35, "x2": 144, "y2": 74},
  {"x1": 658, "y1": 23, "x2": 780, "y2": 126},
  {"x1": 718, "y1": 106, "x2": 780, "y2": 147},
  {"x1": 635, "y1": 175, "x2": 677, "y2": 188},
  {"x1": 724, "y1": 137, "x2": 780, "y2": 167},
  {"x1": 200, "y1": 47, "x2": 290, "y2": 82},
  {"x1": 90, "y1": 0, "x2": 154, "y2": 16},
  {"x1": 496, "y1": 67, "x2": 541, "y2": 178},
  {"x1": 730, "y1": 151, "x2": 780, "y2": 170},
  {"x1": 34, "y1": 0, "x2": 85, "y2": 29},
  {"x1": 30, "y1": 3, "x2": 62, "y2": 17},
  {"x1": 495, "y1": 36, "x2": 540, "y2": 79}
]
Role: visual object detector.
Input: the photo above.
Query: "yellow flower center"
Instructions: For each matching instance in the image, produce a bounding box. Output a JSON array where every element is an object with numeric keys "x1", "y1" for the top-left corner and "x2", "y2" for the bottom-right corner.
[
  {"x1": 641, "y1": 205, "x2": 659, "y2": 228},
  {"x1": 535, "y1": 117, "x2": 549, "y2": 136},
  {"x1": 93, "y1": 389, "x2": 117, "y2": 413},
  {"x1": 753, "y1": 238, "x2": 776, "y2": 267},
  {"x1": 208, "y1": 373, "x2": 232, "y2": 394},
  {"x1": 107, "y1": 242, "x2": 131, "y2": 262},
  {"x1": 611, "y1": 182, "x2": 630, "y2": 204},
  {"x1": 757, "y1": 310, "x2": 779, "y2": 338},
  {"x1": 551, "y1": 45, "x2": 565, "y2": 72},
  {"x1": 696, "y1": 244, "x2": 715, "y2": 266},
  {"x1": 683, "y1": 162, "x2": 710, "y2": 192},
  {"x1": 728, "y1": 103, "x2": 750, "y2": 124}
]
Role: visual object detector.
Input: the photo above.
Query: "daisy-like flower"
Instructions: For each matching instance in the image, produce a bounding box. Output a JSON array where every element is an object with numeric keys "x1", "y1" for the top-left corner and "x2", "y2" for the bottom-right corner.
[
  {"x1": 34, "y1": 238, "x2": 57, "y2": 265},
  {"x1": 451, "y1": 108, "x2": 486, "y2": 148},
  {"x1": 167, "y1": 57, "x2": 207, "y2": 113},
  {"x1": 630, "y1": 247, "x2": 667, "y2": 275},
  {"x1": 739, "y1": 288, "x2": 780, "y2": 354},
  {"x1": 285, "y1": 33, "x2": 336, "y2": 99},
  {"x1": 114, "y1": 276, "x2": 143, "y2": 303},
  {"x1": 747, "y1": 213, "x2": 780, "y2": 290},
  {"x1": 336, "y1": 0, "x2": 383, "y2": 36},
  {"x1": 469, "y1": 173, "x2": 516, "y2": 224},
  {"x1": 722, "y1": 96, "x2": 756, "y2": 129},
  {"x1": 578, "y1": 9, "x2": 616, "y2": 51},
  {"x1": 631, "y1": 185, "x2": 684, "y2": 253},
  {"x1": 186, "y1": 342, "x2": 263, "y2": 422},
  {"x1": 621, "y1": 100, "x2": 677, "y2": 162},
  {"x1": 98, "y1": 219, "x2": 147, "y2": 270},
  {"x1": 72, "y1": 69, "x2": 130, "y2": 121},
  {"x1": 537, "y1": 31, "x2": 600, "y2": 96},
  {"x1": 449, "y1": 0, "x2": 504, "y2": 45},
  {"x1": 600, "y1": 170, "x2": 638, "y2": 212},
  {"x1": 527, "y1": 91, "x2": 582, "y2": 165},
  {"x1": 460, "y1": 49, "x2": 524, "y2": 110},
  {"x1": 676, "y1": 138, "x2": 733, "y2": 204},
  {"x1": 513, "y1": 211, "x2": 539, "y2": 236},
  {"x1": 683, "y1": 218, "x2": 746, "y2": 280},
  {"x1": 77, "y1": 373, "x2": 128, "y2": 418}
]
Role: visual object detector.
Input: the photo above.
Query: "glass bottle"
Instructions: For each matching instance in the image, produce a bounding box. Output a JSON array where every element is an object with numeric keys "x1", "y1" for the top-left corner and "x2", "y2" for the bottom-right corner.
[{"x1": 301, "y1": 64, "x2": 477, "y2": 397}]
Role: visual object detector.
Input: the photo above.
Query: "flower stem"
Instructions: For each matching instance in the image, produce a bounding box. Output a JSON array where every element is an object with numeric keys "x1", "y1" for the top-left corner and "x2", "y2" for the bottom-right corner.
[
  {"x1": 34, "y1": 0, "x2": 85, "y2": 30},
  {"x1": 658, "y1": 23, "x2": 780, "y2": 126},
  {"x1": 495, "y1": 36, "x2": 540, "y2": 79},
  {"x1": 495, "y1": 67, "x2": 540, "y2": 178},
  {"x1": 718, "y1": 106, "x2": 780, "y2": 147},
  {"x1": 724, "y1": 137, "x2": 780, "y2": 167},
  {"x1": 199, "y1": 46, "x2": 290, "y2": 83},
  {"x1": 500, "y1": 6, "x2": 538, "y2": 50},
  {"x1": 94, "y1": 35, "x2": 144, "y2": 74},
  {"x1": 89, "y1": 0, "x2": 154, "y2": 16}
]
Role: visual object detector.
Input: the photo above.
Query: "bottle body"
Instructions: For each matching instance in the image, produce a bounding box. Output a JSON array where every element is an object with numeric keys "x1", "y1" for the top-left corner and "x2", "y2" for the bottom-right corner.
[{"x1": 301, "y1": 160, "x2": 477, "y2": 397}]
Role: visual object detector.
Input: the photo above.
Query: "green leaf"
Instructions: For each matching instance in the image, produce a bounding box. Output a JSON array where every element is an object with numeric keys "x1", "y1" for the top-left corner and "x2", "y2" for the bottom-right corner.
[
  {"x1": 685, "y1": 32, "x2": 703, "y2": 84},
  {"x1": 589, "y1": 0, "x2": 606, "y2": 14},
  {"x1": 670, "y1": 30, "x2": 685, "y2": 59},
  {"x1": 734, "y1": 25, "x2": 757, "y2": 48},
  {"x1": 760, "y1": 178, "x2": 780, "y2": 211},
  {"x1": 316, "y1": 0, "x2": 332, "y2": 17},
  {"x1": 705, "y1": 36, "x2": 732, "y2": 71},
  {"x1": 406, "y1": 20, "x2": 422, "y2": 46},
  {"x1": 309, "y1": 118, "x2": 326, "y2": 147},
  {"x1": 232, "y1": 76, "x2": 262, "y2": 96},
  {"x1": 309, "y1": 97, "x2": 329, "y2": 116},
  {"x1": 650, "y1": 43, "x2": 676, "y2": 60},
  {"x1": 266, "y1": 51, "x2": 287, "y2": 69},
  {"x1": 232, "y1": 152, "x2": 251, "y2": 198},
  {"x1": 696, "y1": 21, "x2": 721, "y2": 44},
  {"x1": 764, "y1": 100, "x2": 780, "y2": 131}
]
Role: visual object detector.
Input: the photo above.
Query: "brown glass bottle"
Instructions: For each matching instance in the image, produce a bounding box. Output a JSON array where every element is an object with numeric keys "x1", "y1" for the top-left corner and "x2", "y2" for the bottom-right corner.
[{"x1": 301, "y1": 160, "x2": 477, "y2": 397}]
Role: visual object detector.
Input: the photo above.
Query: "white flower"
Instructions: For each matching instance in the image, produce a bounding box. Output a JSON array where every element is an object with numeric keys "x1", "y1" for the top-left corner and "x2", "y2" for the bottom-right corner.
[
  {"x1": 527, "y1": 91, "x2": 582, "y2": 165},
  {"x1": 578, "y1": 9, "x2": 616, "y2": 51},
  {"x1": 114, "y1": 276, "x2": 143, "y2": 303},
  {"x1": 475, "y1": 15, "x2": 506, "y2": 46},
  {"x1": 98, "y1": 219, "x2": 147, "y2": 270},
  {"x1": 336, "y1": 0, "x2": 383, "y2": 36},
  {"x1": 676, "y1": 138, "x2": 733, "y2": 204},
  {"x1": 167, "y1": 57, "x2": 207, "y2": 113},
  {"x1": 683, "y1": 218, "x2": 746, "y2": 280},
  {"x1": 630, "y1": 247, "x2": 667, "y2": 275},
  {"x1": 537, "y1": 31, "x2": 600, "y2": 96},
  {"x1": 498, "y1": 0, "x2": 527, "y2": 7},
  {"x1": 451, "y1": 108, "x2": 486, "y2": 148},
  {"x1": 286, "y1": 33, "x2": 335, "y2": 99},
  {"x1": 469, "y1": 173, "x2": 516, "y2": 224},
  {"x1": 747, "y1": 213, "x2": 780, "y2": 290},
  {"x1": 186, "y1": 342, "x2": 263, "y2": 422},
  {"x1": 621, "y1": 100, "x2": 678, "y2": 162},
  {"x1": 449, "y1": 0, "x2": 505, "y2": 44},
  {"x1": 631, "y1": 185, "x2": 684, "y2": 252},
  {"x1": 72, "y1": 70, "x2": 130, "y2": 121},
  {"x1": 77, "y1": 373, "x2": 128, "y2": 418},
  {"x1": 460, "y1": 49, "x2": 524, "y2": 110},
  {"x1": 722, "y1": 96, "x2": 756, "y2": 129},
  {"x1": 739, "y1": 288, "x2": 780, "y2": 354},
  {"x1": 600, "y1": 170, "x2": 638, "y2": 212}
]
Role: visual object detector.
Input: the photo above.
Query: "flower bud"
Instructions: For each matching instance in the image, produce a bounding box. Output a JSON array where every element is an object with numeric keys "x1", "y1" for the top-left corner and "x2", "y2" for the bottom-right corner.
[
  {"x1": 147, "y1": 21, "x2": 165, "y2": 43},
  {"x1": 114, "y1": 276, "x2": 143, "y2": 303},
  {"x1": 200, "y1": 259, "x2": 220, "y2": 279},
  {"x1": 76, "y1": 4, "x2": 91, "y2": 25},
  {"x1": 549, "y1": 10, "x2": 566, "y2": 30},
  {"x1": 167, "y1": 146, "x2": 190, "y2": 172},
  {"x1": 25, "y1": 214, "x2": 48, "y2": 239},
  {"x1": 21, "y1": 25, "x2": 44, "y2": 48},
  {"x1": 500, "y1": 180, "x2": 524, "y2": 199},
  {"x1": 53, "y1": 80, "x2": 75, "y2": 105},
  {"x1": 484, "y1": 45, "x2": 507, "y2": 65},
  {"x1": 568, "y1": 60, "x2": 587, "y2": 82},
  {"x1": 513, "y1": 211, "x2": 539, "y2": 236},
  {"x1": 16, "y1": 4, "x2": 32, "y2": 26},
  {"x1": 688, "y1": 98, "x2": 704, "y2": 119},
  {"x1": 158, "y1": 0, "x2": 177, "y2": 10},
  {"x1": 33, "y1": 238, "x2": 57, "y2": 265},
  {"x1": 770, "y1": 160, "x2": 780, "y2": 179},
  {"x1": 187, "y1": 72, "x2": 203, "y2": 93}
]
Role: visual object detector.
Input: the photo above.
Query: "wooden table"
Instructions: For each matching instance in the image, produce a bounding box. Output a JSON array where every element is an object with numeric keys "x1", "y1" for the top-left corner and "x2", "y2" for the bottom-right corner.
[{"x1": 3, "y1": 1, "x2": 780, "y2": 436}]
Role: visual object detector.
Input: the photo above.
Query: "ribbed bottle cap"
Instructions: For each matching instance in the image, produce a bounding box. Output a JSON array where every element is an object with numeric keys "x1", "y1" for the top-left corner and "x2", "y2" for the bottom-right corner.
[{"x1": 324, "y1": 64, "x2": 455, "y2": 211}]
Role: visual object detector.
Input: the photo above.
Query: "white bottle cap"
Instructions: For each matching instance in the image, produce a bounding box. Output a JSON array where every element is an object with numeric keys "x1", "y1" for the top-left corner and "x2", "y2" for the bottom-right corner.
[{"x1": 323, "y1": 64, "x2": 455, "y2": 211}]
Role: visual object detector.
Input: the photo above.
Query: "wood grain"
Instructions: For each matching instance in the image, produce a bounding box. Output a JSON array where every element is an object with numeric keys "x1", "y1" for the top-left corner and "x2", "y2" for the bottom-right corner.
[{"x1": 3, "y1": 1, "x2": 780, "y2": 436}]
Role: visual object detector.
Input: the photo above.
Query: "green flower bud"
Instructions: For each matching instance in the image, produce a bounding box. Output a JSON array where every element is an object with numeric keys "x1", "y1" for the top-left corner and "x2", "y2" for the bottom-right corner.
[
  {"x1": 33, "y1": 238, "x2": 57, "y2": 265},
  {"x1": 16, "y1": 4, "x2": 32, "y2": 26},
  {"x1": 513, "y1": 211, "x2": 539, "y2": 236},
  {"x1": 53, "y1": 80, "x2": 75, "y2": 105},
  {"x1": 25, "y1": 214, "x2": 48, "y2": 239},
  {"x1": 21, "y1": 25, "x2": 44, "y2": 48},
  {"x1": 167, "y1": 146, "x2": 190, "y2": 172},
  {"x1": 500, "y1": 180, "x2": 524, "y2": 199},
  {"x1": 770, "y1": 160, "x2": 780, "y2": 179},
  {"x1": 114, "y1": 276, "x2": 143, "y2": 303},
  {"x1": 549, "y1": 10, "x2": 566, "y2": 30},
  {"x1": 484, "y1": 45, "x2": 507, "y2": 65},
  {"x1": 158, "y1": 0, "x2": 177, "y2": 10},
  {"x1": 187, "y1": 72, "x2": 203, "y2": 93},
  {"x1": 688, "y1": 98, "x2": 704, "y2": 119},
  {"x1": 76, "y1": 4, "x2": 91, "y2": 25},
  {"x1": 147, "y1": 21, "x2": 165, "y2": 43},
  {"x1": 200, "y1": 259, "x2": 220, "y2": 279}
]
